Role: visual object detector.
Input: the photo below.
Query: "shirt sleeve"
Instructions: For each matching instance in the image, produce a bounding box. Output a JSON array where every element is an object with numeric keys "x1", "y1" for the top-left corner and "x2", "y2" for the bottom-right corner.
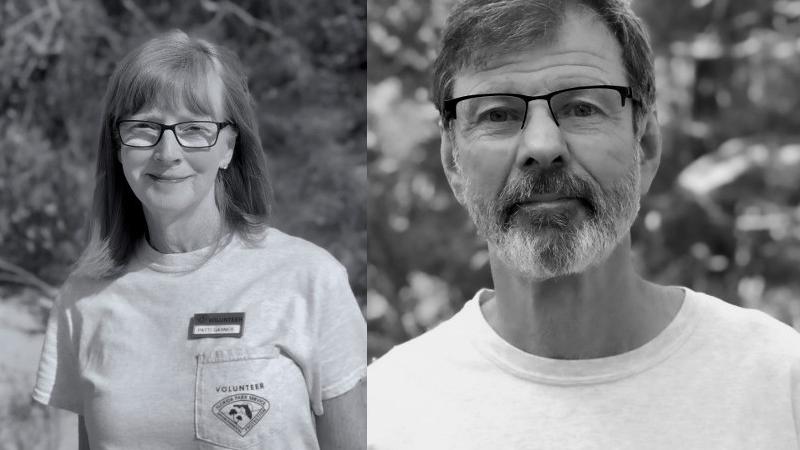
[
  {"x1": 32, "y1": 286, "x2": 83, "y2": 415},
  {"x1": 792, "y1": 357, "x2": 800, "y2": 445},
  {"x1": 310, "y1": 262, "x2": 367, "y2": 415}
]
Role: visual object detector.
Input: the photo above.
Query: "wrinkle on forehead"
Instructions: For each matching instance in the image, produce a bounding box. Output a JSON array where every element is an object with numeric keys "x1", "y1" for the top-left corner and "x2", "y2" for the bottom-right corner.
[
  {"x1": 453, "y1": 8, "x2": 626, "y2": 97},
  {"x1": 456, "y1": 60, "x2": 620, "y2": 96}
]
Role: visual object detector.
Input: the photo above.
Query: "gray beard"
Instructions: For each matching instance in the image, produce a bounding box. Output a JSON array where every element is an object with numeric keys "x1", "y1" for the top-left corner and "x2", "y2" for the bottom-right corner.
[{"x1": 460, "y1": 154, "x2": 642, "y2": 280}]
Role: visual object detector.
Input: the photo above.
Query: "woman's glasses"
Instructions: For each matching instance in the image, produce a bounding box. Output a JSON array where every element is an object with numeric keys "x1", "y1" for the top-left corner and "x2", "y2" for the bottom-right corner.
[{"x1": 117, "y1": 120, "x2": 234, "y2": 148}]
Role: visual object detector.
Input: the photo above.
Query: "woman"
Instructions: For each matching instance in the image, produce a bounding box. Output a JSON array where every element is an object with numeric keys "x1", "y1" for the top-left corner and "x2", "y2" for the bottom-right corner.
[{"x1": 32, "y1": 30, "x2": 366, "y2": 449}]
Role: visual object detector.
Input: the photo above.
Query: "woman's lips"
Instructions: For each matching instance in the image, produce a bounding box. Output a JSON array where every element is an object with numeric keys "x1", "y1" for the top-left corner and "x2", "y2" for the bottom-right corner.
[{"x1": 147, "y1": 174, "x2": 192, "y2": 183}]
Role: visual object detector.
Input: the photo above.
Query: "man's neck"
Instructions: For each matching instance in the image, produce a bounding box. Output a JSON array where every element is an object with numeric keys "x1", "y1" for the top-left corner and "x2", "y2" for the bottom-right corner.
[{"x1": 482, "y1": 238, "x2": 683, "y2": 360}]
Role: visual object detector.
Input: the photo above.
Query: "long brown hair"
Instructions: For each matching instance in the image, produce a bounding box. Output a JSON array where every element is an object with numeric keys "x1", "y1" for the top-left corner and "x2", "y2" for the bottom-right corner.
[{"x1": 74, "y1": 30, "x2": 272, "y2": 278}]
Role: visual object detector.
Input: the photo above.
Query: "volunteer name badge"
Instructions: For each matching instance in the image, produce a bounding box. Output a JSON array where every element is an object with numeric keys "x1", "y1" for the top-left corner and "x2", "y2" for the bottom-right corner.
[{"x1": 189, "y1": 312, "x2": 245, "y2": 339}]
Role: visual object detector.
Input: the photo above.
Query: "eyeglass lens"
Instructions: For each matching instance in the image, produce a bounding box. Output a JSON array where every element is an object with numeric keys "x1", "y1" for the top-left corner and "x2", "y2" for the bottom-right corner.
[
  {"x1": 455, "y1": 87, "x2": 626, "y2": 138},
  {"x1": 119, "y1": 122, "x2": 220, "y2": 148}
]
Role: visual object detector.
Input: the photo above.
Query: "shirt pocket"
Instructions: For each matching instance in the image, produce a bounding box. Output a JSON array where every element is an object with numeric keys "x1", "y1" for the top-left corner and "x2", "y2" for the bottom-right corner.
[{"x1": 194, "y1": 346, "x2": 307, "y2": 449}]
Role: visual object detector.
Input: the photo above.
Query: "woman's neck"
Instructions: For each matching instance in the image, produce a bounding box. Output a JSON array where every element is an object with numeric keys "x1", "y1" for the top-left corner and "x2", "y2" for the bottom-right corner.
[{"x1": 143, "y1": 202, "x2": 224, "y2": 254}]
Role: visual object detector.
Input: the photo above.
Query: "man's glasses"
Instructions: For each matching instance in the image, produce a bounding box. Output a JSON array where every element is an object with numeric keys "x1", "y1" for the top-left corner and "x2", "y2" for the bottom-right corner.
[
  {"x1": 117, "y1": 120, "x2": 234, "y2": 148},
  {"x1": 442, "y1": 85, "x2": 636, "y2": 139}
]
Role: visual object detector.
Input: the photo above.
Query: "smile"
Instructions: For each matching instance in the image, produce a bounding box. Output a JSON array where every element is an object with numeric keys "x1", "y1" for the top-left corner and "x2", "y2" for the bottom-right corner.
[{"x1": 147, "y1": 174, "x2": 192, "y2": 183}]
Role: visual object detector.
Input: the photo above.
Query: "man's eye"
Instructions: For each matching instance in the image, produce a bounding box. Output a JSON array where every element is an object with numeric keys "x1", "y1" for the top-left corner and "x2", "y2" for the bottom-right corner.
[
  {"x1": 565, "y1": 102, "x2": 601, "y2": 117},
  {"x1": 479, "y1": 108, "x2": 519, "y2": 122}
]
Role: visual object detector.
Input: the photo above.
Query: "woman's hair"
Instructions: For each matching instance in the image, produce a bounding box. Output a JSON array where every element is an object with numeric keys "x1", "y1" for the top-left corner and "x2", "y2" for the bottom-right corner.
[{"x1": 74, "y1": 30, "x2": 272, "y2": 278}]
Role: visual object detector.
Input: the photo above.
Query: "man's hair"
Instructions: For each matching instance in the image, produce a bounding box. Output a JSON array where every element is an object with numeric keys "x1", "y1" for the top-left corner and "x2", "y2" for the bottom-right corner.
[
  {"x1": 74, "y1": 30, "x2": 272, "y2": 278},
  {"x1": 431, "y1": 0, "x2": 656, "y2": 134}
]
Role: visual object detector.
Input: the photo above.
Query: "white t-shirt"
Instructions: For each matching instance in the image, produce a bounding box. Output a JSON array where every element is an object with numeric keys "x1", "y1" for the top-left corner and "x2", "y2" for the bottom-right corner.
[
  {"x1": 33, "y1": 228, "x2": 366, "y2": 450},
  {"x1": 368, "y1": 288, "x2": 800, "y2": 449}
]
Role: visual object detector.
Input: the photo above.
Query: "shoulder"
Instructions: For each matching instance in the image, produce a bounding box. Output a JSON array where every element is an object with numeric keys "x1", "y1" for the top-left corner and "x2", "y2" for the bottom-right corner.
[
  {"x1": 368, "y1": 308, "x2": 479, "y2": 443},
  {"x1": 687, "y1": 288, "x2": 800, "y2": 359},
  {"x1": 243, "y1": 227, "x2": 345, "y2": 268},
  {"x1": 53, "y1": 273, "x2": 116, "y2": 311},
  {"x1": 238, "y1": 227, "x2": 346, "y2": 274},
  {"x1": 369, "y1": 311, "x2": 466, "y2": 386}
]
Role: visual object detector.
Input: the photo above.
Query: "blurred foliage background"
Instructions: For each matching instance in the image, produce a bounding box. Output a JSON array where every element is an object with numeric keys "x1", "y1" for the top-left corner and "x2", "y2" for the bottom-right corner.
[
  {"x1": 0, "y1": 0, "x2": 365, "y2": 448},
  {"x1": 367, "y1": 0, "x2": 800, "y2": 360}
]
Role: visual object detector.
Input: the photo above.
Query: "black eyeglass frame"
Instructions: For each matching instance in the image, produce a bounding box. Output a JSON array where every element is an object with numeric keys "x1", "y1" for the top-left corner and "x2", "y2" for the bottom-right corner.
[
  {"x1": 116, "y1": 120, "x2": 235, "y2": 148},
  {"x1": 442, "y1": 85, "x2": 637, "y2": 129}
]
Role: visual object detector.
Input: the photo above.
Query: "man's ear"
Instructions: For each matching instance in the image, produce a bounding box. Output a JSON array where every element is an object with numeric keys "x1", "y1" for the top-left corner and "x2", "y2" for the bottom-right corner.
[
  {"x1": 637, "y1": 111, "x2": 661, "y2": 195},
  {"x1": 440, "y1": 124, "x2": 467, "y2": 205}
]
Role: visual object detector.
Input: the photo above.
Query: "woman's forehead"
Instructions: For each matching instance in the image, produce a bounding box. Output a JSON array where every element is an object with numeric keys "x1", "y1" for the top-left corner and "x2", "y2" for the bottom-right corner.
[
  {"x1": 122, "y1": 69, "x2": 227, "y2": 120},
  {"x1": 127, "y1": 102, "x2": 217, "y2": 122}
]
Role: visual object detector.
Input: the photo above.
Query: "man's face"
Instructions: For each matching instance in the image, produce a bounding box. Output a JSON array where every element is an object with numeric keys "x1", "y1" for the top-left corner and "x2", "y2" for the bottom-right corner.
[{"x1": 443, "y1": 9, "x2": 655, "y2": 280}]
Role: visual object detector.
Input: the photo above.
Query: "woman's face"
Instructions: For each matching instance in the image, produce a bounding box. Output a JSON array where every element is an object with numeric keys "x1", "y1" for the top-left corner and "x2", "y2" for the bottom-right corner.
[{"x1": 117, "y1": 92, "x2": 235, "y2": 222}]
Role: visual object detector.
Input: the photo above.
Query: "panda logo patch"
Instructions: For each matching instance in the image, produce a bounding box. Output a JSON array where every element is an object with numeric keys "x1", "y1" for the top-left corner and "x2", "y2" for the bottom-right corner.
[{"x1": 212, "y1": 394, "x2": 270, "y2": 436}]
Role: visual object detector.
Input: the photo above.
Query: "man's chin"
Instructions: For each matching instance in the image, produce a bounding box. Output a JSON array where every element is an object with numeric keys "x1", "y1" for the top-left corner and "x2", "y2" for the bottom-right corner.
[{"x1": 489, "y1": 228, "x2": 610, "y2": 280}]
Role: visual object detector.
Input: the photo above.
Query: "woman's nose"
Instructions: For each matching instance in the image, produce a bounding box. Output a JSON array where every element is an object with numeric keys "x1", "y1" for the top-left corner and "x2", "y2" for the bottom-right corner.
[{"x1": 153, "y1": 129, "x2": 183, "y2": 162}]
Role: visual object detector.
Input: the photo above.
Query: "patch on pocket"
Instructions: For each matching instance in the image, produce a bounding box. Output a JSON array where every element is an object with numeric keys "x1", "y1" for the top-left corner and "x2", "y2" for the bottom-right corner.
[{"x1": 211, "y1": 393, "x2": 270, "y2": 437}]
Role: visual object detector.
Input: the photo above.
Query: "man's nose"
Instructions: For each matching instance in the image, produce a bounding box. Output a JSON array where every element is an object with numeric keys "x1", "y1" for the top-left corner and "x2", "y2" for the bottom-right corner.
[
  {"x1": 516, "y1": 101, "x2": 567, "y2": 169},
  {"x1": 153, "y1": 129, "x2": 183, "y2": 162}
]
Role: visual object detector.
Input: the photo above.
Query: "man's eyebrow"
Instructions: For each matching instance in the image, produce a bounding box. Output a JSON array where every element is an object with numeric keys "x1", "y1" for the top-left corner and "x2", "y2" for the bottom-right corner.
[{"x1": 547, "y1": 76, "x2": 611, "y2": 91}]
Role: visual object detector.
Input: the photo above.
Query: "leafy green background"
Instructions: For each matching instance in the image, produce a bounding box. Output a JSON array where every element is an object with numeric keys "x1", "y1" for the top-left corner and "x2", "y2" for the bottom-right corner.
[
  {"x1": 0, "y1": 0, "x2": 365, "y2": 447},
  {"x1": 367, "y1": 0, "x2": 800, "y2": 360}
]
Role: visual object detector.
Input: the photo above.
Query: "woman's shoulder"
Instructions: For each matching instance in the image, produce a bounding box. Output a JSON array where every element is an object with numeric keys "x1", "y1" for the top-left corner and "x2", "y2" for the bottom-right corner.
[
  {"x1": 53, "y1": 272, "x2": 117, "y2": 310},
  {"x1": 237, "y1": 227, "x2": 346, "y2": 272}
]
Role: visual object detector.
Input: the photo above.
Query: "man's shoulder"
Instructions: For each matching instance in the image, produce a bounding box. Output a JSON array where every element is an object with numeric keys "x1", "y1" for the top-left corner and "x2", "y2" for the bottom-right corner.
[
  {"x1": 688, "y1": 288, "x2": 800, "y2": 359},
  {"x1": 370, "y1": 317, "x2": 459, "y2": 376},
  {"x1": 368, "y1": 302, "x2": 481, "y2": 387}
]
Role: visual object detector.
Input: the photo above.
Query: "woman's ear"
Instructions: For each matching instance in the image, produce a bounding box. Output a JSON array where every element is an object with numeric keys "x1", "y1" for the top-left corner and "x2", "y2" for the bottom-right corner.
[{"x1": 220, "y1": 128, "x2": 237, "y2": 169}]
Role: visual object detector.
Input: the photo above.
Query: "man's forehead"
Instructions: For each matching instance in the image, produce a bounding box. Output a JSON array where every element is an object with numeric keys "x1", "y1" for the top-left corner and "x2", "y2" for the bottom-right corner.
[{"x1": 450, "y1": 7, "x2": 626, "y2": 96}]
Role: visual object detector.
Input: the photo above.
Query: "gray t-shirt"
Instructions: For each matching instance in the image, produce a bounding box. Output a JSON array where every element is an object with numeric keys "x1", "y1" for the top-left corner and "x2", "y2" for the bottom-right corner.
[
  {"x1": 34, "y1": 228, "x2": 366, "y2": 450},
  {"x1": 368, "y1": 288, "x2": 800, "y2": 449}
]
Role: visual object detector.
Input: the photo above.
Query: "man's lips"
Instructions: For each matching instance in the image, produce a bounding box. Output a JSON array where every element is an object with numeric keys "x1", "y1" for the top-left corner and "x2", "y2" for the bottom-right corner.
[
  {"x1": 513, "y1": 195, "x2": 584, "y2": 209},
  {"x1": 518, "y1": 195, "x2": 580, "y2": 205},
  {"x1": 504, "y1": 196, "x2": 591, "y2": 221}
]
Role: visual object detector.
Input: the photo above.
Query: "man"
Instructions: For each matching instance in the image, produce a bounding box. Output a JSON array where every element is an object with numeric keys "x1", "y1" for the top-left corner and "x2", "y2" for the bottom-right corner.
[{"x1": 368, "y1": 1, "x2": 800, "y2": 448}]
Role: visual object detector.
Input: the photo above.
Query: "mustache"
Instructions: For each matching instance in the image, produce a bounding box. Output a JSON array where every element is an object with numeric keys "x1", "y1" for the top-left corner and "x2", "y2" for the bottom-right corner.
[{"x1": 494, "y1": 167, "x2": 599, "y2": 224}]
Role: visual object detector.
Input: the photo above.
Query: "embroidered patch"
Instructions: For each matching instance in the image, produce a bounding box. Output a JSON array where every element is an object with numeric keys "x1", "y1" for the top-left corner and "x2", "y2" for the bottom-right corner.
[{"x1": 212, "y1": 393, "x2": 270, "y2": 437}]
